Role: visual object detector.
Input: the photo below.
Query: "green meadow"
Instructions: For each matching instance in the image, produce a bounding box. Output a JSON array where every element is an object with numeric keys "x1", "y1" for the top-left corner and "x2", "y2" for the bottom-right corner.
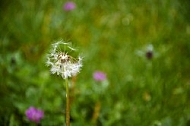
[{"x1": 1, "y1": 0, "x2": 190, "y2": 125}]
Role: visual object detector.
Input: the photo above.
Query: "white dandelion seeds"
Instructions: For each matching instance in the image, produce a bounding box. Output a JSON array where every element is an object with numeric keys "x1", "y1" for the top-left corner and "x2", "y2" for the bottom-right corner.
[{"x1": 46, "y1": 41, "x2": 82, "y2": 79}]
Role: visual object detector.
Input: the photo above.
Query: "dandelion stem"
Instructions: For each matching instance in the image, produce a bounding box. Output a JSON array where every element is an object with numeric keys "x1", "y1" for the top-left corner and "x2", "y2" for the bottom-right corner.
[{"x1": 65, "y1": 79, "x2": 70, "y2": 126}]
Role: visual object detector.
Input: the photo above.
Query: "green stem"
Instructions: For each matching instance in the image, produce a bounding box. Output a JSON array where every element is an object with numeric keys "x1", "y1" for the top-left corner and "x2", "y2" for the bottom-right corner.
[{"x1": 65, "y1": 79, "x2": 70, "y2": 126}]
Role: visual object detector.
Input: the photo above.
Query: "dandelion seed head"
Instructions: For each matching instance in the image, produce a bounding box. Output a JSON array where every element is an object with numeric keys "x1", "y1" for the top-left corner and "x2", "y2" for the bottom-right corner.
[{"x1": 46, "y1": 41, "x2": 82, "y2": 79}]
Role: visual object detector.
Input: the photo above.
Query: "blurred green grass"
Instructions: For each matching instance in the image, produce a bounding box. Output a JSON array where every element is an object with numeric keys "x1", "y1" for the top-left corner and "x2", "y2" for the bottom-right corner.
[{"x1": 1, "y1": 0, "x2": 190, "y2": 125}]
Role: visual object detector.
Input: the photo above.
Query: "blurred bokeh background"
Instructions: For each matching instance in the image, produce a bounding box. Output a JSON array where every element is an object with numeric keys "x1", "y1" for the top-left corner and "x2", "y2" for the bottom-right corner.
[{"x1": 1, "y1": 0, "x2": 190, "y2": 125}]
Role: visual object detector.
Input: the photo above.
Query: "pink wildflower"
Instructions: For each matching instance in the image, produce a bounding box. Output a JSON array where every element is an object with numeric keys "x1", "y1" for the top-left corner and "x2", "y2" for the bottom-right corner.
[
  {"x1": 25, "y1": 107, "x2": 44, "y2": 123},
  {"x1": 93, "y1": 71, "x2": 106, "y2": 81},
  {"x1": 63, "y1": 1, "x2": 76, "y2": 11}
]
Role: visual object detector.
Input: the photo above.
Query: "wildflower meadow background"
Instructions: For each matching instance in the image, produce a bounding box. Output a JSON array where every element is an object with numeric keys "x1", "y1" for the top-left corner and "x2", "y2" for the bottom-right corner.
[{"x1": 1, "y1": 0, "x2": 190, "y2": 125}]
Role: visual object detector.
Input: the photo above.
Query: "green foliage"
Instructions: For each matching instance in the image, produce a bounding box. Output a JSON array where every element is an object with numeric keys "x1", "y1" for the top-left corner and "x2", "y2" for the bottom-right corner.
[{"x1": 1, "y1": 0, "x2": 190, "y2": 125}]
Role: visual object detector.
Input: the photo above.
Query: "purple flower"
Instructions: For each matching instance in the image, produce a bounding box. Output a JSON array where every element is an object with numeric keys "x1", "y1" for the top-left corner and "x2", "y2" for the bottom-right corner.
[
  {"x1": 93, "y1": 71, "x2": 106, "y2": 81},
  {"x1": 63, "y1": 1, "x2": 76, "y2": 11},
  {"x1": 25, "y1": 107, "x2": 44, "y2": 123}
]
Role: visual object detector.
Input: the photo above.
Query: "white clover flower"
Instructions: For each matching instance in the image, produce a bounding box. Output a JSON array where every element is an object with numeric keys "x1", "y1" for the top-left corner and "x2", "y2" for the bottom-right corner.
[{"x1": 46, "y1": 41, "x2": 82, "y2": 79}]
